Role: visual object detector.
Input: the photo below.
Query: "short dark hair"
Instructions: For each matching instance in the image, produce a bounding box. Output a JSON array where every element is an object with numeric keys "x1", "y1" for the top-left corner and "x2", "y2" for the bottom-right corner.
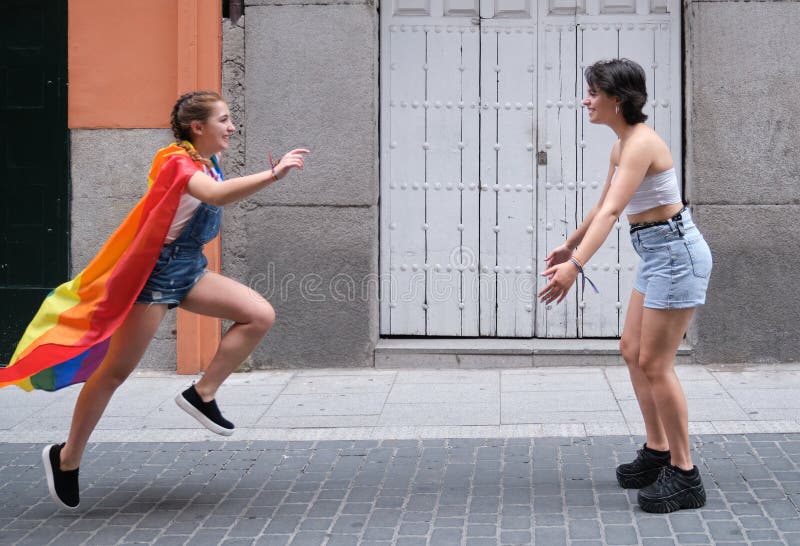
[{"x1": 584, "y1": 59, "x2": 648, "y2": 125}]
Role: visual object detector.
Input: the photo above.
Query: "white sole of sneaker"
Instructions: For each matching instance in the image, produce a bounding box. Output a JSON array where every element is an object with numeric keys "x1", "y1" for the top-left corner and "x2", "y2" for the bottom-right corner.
[
  {"x1": 175, "y1": 393, "x2": 234, "y2": 436},
  {"x1": 41, "y1": 445, "x2": 79, "y2": 510}
]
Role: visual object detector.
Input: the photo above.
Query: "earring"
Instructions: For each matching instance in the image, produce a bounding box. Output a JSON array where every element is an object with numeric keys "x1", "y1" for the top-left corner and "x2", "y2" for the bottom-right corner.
[{"x1": 615, "y1": 105, "x2": 619, "y2": 114}]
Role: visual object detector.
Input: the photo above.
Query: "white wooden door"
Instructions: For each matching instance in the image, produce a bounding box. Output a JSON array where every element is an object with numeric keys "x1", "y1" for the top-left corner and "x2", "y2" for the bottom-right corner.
[{"x1": 381, "y1": 0, "x2": 681, "y2": 338}]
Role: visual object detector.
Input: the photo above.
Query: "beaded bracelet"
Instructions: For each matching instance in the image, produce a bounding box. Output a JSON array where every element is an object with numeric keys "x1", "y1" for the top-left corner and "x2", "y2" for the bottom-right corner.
[
  {"x1": 569, "y1": 257, "x2": 599, "y2": 294},
  {"x1": 268, "y1": 152, "x2": 280, "y2": 182}
]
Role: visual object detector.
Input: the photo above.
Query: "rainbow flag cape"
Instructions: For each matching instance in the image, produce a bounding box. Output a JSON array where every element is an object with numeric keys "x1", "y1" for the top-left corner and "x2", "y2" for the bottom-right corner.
[{"x1": 0, "y1": 144, "x2": 203, "y2": 392}]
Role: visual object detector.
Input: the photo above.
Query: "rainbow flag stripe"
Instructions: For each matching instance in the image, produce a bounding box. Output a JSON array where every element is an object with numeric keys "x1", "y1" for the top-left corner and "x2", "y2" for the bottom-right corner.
[{"x1": 0, "y1": 144, "x2": 202, "y2": 391}]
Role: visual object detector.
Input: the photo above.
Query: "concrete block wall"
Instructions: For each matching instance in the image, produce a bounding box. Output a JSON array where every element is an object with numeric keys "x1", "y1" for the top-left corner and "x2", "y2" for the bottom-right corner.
[
  {"x1": 240, "y1": 0, "x2": 380, "y2": 367},
  {"x1": 685, "y1": 1, "x2": 800, "y2": 363}
]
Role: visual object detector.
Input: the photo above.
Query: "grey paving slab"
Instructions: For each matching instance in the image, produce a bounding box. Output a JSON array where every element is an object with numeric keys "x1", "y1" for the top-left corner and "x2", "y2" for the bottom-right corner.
[
  {"x1": 282, "y1": 374, "x2": 395, "y2": 395},
  {"x1": 0, "y1": 407, "x2": 41, "y2": 431},
  {"x1": 392, "y1": 370, "x2": 500, "y2": 385},
  {"x1": 264, "y1": 394, "x2": 388, "y2": 417},
  {"x1": 215, "y1": 384, "x2": 286, "y2": 402},
  {"x1": 501, "y1": 368, "x2": 609, "y2": 392},
  {"x1": 502, "y1": 390, "x2": 619, "y2": 415},
  {"x1": 3, "y1": 365, "x2": 800, "y2": 443},
  {"x1": 255, "y1": 415, "x2": 381, "y2": 429},
  {"x1": 512, "y1": 410, "x2": 628, "y2": 425},
  {"x1": 714, "y1": 370, "x2": 800, "y2": 389},
  {"x1": 377, "y1": 404, "x2": 500, "y2": 426},
  {"x1": 727, "y1": 389, "x2": 800, "y2": 410},
  {"x1": 219, "y1": 371, "x2": 296, "y2": 386},
  {"x1": 619, "y1": 399, "x2": 751, "y2": 423},
  {"x1": 385, "y1": 384, "x2": 499, "y2": 405}
]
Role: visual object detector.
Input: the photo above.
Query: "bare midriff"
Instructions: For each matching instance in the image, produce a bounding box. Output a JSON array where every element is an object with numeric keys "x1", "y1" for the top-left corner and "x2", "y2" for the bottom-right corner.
[{"x1": 627, "y1": 202, "x2": 684, "y2": 225}]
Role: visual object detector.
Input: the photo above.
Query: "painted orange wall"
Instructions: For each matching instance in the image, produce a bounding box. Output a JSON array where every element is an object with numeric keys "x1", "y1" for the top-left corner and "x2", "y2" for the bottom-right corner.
[{"x1": 68, "y1": 0, "x2": 221, "y2": 128}]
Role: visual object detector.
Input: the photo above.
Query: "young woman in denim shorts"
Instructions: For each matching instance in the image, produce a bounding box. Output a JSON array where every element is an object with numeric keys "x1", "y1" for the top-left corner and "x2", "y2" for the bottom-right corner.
[
  {"x1": 42, "y1": 91, "x2": 309, "y2": 509},
  {"x1": 539, "y1": 59, "x2": 712, "y2": 513}
]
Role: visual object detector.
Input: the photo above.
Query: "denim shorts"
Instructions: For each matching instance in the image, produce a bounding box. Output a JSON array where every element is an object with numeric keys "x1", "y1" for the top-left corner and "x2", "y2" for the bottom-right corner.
[
  {"x1": 135, "y1": 244, "x2": 208, "y2": 309},
  {"x1": 630, "y1": 208, "x2": 712, "y2": 309}
]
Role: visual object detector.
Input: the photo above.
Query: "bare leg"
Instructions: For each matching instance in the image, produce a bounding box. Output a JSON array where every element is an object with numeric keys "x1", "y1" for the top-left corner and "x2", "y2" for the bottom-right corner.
[
  {"x1": 620, "y1": 290, "x2": 668, "y2": 451},
  {"x1": 638, "y1": 306, "x2": 696, "y2": 470},
  {"x1": 178, "y1": 272, "x2": 275, "y2": 402},
  {"x1": 60, "y1": 303, "x2": 168, "y2": 470}
]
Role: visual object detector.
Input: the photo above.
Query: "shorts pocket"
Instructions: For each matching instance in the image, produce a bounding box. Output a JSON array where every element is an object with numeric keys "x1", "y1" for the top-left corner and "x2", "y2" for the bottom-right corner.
[
  {"x1": 149, "y1": 254, "x2": 172, "y2": 278},
  {"x1": 684, "y1": 238, "x2": 712, "y2": 278},
  {"x1": 637, "y1": 226, "x2": 672, "y2": 251}
]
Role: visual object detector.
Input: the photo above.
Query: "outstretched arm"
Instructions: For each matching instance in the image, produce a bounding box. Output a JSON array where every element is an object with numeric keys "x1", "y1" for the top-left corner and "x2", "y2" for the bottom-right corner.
[
  {"x1": 186, "y1": 148, "x2": 310, "y2": 206},
  {"x1": 539, "y1": 139, "x2": 650, "y2": 304},
  {"x1": 544, "y1": 144, "x2": 619, "y2": 269}
]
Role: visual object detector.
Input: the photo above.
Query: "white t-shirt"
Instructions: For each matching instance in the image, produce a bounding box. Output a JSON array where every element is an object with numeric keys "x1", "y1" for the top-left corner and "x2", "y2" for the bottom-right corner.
[{"x1": 164, "y1": 163, "x2": 222, "y2": 243}]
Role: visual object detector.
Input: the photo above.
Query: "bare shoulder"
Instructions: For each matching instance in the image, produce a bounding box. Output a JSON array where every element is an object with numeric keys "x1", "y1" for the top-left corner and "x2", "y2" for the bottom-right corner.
[
  {"x1": 634, "y1": 125, "x2": 671, "y2": 154},
  {"x1": 629, "y1": 124, "x2": 662, "y2": 146},
  {"x1": 621, "y1": 125, "x2": 671, "y2": 166},
  {"x1": 635, "y1": 124, "x2": 672, "y2": 170}
]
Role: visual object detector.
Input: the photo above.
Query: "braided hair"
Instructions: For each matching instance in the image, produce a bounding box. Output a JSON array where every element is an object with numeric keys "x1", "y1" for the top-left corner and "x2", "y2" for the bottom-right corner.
[{"x1": 170, "y1": 90, "x2": 224, "y2": 166}]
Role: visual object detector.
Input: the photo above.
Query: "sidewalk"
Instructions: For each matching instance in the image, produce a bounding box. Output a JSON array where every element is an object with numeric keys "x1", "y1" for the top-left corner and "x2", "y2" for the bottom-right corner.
[
  {"x1": 2, "y1": 364, "x2": 800, "y2": 545},
  {"x1": 2, "y1": 363, "x2": 800, "y2": 443}
]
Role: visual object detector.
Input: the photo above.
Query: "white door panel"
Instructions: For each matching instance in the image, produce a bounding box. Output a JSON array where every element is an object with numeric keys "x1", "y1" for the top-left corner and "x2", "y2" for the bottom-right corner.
[
  {"x1": 536, "y1": 20, "x2": 579, "y2": 338},
  {"x1": 426, "y1": 28, "x2": 481, "y2": 336},
  {"x1": 491, "y1": 23, "x2": 536, "y2": 337}
]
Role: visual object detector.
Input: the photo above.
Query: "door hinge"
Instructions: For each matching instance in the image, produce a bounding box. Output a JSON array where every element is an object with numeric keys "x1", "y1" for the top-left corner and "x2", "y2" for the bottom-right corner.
[{"x1": 537, "y1": 151, "x2": 547, "y2": 165}]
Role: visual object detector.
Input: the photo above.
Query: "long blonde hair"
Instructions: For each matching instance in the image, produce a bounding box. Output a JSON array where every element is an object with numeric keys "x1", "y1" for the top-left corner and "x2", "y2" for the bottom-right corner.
[{"x1": 170, "y1": 90, "x2": 224, "y2": 166}]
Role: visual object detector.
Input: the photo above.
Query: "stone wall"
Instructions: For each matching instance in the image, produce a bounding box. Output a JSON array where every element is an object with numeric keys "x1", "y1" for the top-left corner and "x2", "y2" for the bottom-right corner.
[
  {"x1": 240, "y1": 0, "x2": 380, "y2": 367},
  {"x1": 685, "y1": 1, "x2": 800, "y2": 363}
]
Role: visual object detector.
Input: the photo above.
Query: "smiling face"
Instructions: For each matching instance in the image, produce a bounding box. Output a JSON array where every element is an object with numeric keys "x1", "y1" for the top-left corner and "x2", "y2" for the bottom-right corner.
[
  {"x1": 582, "y1": 85, "x2": 620, "y2": 126},
  {"x1": 190, "y1": 100, "x2": 236, "y2": 157}
]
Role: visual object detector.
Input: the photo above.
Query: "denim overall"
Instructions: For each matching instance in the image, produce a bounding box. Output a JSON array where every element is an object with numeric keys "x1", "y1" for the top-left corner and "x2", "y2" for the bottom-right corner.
[{"x1": 136, "y1": 162, "x2": 223, "y2": 309}]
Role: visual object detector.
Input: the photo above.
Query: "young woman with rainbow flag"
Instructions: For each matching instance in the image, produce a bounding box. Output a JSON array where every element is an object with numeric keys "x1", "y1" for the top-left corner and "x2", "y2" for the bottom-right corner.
[{"x1": 0, "y1": 90, "x2": 309, "y2": 509}]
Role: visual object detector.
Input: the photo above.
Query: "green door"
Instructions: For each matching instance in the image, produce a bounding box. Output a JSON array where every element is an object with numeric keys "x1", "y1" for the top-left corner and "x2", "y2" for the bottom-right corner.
[{"x1": 0, "y1": 0, "x2": 69, "y2": 364}]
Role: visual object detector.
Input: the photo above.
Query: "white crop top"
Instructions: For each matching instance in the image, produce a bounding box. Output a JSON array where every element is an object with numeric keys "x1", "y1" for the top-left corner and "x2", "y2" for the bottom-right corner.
[{"x1": 613, "y1": 166, "x2": 682, "y2": 215}]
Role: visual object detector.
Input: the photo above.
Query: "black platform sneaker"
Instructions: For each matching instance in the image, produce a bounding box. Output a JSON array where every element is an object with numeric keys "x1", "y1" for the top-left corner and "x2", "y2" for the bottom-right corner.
[
  {"x1": 637, "y1": 465, "x2": 706, "y2": 513},
  {"x1": 616, "y1": 444, "x2": 671, "y2": 489}
]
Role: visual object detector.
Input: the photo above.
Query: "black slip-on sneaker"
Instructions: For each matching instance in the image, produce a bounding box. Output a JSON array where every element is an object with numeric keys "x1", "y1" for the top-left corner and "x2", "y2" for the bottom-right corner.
[
  {"x1": 637, "y1": 465, "x2": 706, "y2": 513},
  {"x1": 616, "y1": 443, "x2": 672, "y2": 489},
  {"x1": 42, "y1": 443, "x2": 80, "y2": 509},
  {"x1": 175, "y1": 384, "x2": 234, "y2": 436}
]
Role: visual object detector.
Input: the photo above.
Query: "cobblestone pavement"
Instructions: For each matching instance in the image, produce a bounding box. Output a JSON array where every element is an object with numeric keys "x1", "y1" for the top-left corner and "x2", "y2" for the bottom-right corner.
[{"x1": 1, "y1": 434, "x2": 800, "y2": 546}]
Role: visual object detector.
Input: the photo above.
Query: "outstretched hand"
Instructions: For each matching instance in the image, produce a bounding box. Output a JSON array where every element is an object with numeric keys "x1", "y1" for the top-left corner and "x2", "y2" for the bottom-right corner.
[
  {"x1": 538, "y1": 261, "x2": 579, "y2": 305},
  {"x1": 544, "y1": 243, "x2": 573, "y2": 269},
  {"x1": 272, "y1": 149, "x2": 310, "y2": 180}
]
